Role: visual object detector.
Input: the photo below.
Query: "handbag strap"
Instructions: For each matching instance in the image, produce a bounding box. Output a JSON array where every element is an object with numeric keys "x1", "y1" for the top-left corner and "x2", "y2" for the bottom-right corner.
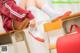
[{"x1": 69, "y1": 24, "x2": 80, "y2": 33}]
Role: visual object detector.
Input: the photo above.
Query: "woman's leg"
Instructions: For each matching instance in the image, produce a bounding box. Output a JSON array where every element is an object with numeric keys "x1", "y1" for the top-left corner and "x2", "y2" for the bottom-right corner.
[
  {"x1": 26, "y1": 0, "x2": 50, "y2": 33},
  {"x1": 19, "y1": 0, "x2": 26, "y2": 9},
  {"x1": 35, "y1": 0, "x2": 63, "y2": 20},
  {"x1": 26, "y1": 0, "x2": 50, "y2": 37},
  {"x1": 15, "y1": 0, "x2": 26, "y2": 9},
  {"x1": 24, "y1": 7, "x2": 50, "y2": 53},
  {"x1": 25, "y1": 1, "x2": 50, "y2": 53},
  {"x1": 34, "y1": 0, "x2": 48, "y2": 9},
  {"x1": 26, "y1": 0, "x2": 36, "y2": 8}
]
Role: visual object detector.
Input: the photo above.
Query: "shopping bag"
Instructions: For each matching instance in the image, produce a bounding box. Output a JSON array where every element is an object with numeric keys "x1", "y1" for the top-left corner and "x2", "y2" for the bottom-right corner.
[
  {"x1": 23, "y1": 29, "x2": 49, "y2": 53},
  {"x1": 44, "y1": 19, "x2": 65, "y2": 49},
  {"x1": 57, "y1": 24, "x2": 80, "y2": 53}
]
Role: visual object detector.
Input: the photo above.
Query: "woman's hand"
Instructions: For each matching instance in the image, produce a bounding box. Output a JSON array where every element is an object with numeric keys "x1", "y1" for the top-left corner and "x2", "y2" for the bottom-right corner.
[{"x1": 29, "y1": 19, "x2": 37, "y2": 29}]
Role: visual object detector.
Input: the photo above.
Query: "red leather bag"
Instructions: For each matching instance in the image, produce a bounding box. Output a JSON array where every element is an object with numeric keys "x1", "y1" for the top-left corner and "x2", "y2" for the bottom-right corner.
[{"x1": 57, "y1": 24, "x2": 80, "y2": 53}]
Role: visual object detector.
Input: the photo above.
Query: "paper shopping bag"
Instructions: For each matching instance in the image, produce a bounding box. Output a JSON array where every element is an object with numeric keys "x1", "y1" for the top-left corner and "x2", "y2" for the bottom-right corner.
[{"x1": 57, "y1": 24, "x2": 80, "y2": 53}]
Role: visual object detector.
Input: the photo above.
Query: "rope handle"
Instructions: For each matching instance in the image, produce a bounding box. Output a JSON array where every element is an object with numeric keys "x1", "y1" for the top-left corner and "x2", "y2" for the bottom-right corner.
[{"x1": 69, "y1": 24, "x2": 80, "y2": 33}]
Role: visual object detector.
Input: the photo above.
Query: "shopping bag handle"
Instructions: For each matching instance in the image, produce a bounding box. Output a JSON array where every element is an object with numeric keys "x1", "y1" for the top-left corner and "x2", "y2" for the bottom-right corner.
[
  {"x1": 69, "y1": 24, "x2": 80, "y2": 33},
  {"x1": 28, "y1": 31, "x2": 45, "y2": 42}
]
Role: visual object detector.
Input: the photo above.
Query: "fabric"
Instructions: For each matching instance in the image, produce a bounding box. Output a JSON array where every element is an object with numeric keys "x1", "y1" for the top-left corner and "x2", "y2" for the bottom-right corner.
[{"x1": 0, "y1": 0, "x2": 34, "y2": 32}]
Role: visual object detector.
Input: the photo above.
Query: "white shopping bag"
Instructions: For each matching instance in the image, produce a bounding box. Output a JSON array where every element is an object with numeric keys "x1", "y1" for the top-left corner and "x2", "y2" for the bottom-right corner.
[{"x1": 23, "y1": 29, "x2": 49, "y2": 53}]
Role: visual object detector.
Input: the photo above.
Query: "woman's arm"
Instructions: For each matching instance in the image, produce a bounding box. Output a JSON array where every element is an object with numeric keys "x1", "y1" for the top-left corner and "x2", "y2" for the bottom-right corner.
[{"x1": 1, "y1": 0, "x2": 34, "y2": 20}]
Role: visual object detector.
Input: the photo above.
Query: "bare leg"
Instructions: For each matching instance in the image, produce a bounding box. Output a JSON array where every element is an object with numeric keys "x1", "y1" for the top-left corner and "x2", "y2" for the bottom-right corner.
[
  {"x1": 34, "y1": 0, "x2": 48, "y2": 9},
  {"x1": 26, "y1": 0, "x2": 36, "y2": 8},
  {"x1": 19, "y1": 0, "x2": 26, "y2": 9},
  {"x1": 35, "y1": 0, "x2": 63, "y2": 19},
  {"x1": 14, "y1": 0, "x2": 26, "y2": 9}
]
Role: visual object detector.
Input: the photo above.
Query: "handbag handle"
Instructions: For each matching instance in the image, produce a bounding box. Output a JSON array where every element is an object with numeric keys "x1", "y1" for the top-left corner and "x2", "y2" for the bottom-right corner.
[{"x1": 69, "y1": 24, "x2": 80, "y2": 33}]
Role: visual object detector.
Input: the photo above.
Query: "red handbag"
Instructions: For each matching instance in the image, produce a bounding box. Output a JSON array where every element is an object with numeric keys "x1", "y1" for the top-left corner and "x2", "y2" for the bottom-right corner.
[{"x1": 57, "y1": 24, "x2": 80, "y2": 53}]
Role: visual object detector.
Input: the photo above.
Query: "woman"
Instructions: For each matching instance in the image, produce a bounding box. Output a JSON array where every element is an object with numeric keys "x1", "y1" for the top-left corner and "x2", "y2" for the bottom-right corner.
[
  {"x1": 16, "y1": 0, "x2": 72, "y2": 53},
  {"x1": 0, "y1": 0, "x2": 35, "y2": 32}
]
